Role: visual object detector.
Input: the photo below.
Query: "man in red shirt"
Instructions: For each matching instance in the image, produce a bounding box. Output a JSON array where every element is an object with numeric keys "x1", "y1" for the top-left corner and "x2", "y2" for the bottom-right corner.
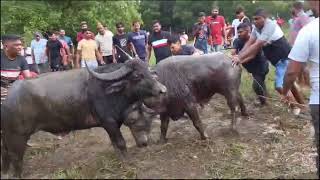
[
  {"x1": 206, "y1": 6, "x2": 227, "y2": 52},
  {"x1": 76, "y1": 21, "x2": 95, "y2": 42}
]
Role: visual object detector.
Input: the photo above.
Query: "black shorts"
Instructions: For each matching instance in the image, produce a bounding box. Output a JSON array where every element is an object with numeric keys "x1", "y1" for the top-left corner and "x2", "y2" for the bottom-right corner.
[{"x1": 99, "y1": 55, "x2": 113, "y2": 66}]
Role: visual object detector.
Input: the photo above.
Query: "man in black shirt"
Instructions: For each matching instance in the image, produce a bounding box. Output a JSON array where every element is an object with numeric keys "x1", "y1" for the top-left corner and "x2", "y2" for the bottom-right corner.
[
  {"x1": 231, "y1": 23, "x2": 269, "y2": 105},
  {"x1": 46, "y1": 32, "x2": 63, "y2": 71},
  {"x1": 1, "y1": 34, "x2": 31, "y2": 85},
  {"x1": 112, "y1": 22, "x2": 132, "y2": 63},
  {"x1": 147, "y1": 20, "x2": 171, "y2": 64},
  {"x1": 167, "y1": 35, "x2": 202, "y2": 56}
]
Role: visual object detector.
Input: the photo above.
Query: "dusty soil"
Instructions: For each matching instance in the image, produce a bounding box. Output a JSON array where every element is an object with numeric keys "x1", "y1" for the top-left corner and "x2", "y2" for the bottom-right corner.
[{"x1": 3, "y1": 95, "x2": 319, "y2": 179}]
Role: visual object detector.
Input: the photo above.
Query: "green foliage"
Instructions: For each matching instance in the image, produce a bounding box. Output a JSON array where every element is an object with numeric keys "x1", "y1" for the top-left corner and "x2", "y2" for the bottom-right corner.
[
  {"x1": 140, "y1": 0, "x2": 293, "y2": 33},
  {"x1": 1, "y1": 0, "x2": 142, "y2": 46}
]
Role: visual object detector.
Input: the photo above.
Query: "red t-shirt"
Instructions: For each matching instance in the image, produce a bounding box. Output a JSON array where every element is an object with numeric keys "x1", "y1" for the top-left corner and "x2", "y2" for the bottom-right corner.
[{"x1": 206, "y1": 15, "x2": 225, "y2": 45}]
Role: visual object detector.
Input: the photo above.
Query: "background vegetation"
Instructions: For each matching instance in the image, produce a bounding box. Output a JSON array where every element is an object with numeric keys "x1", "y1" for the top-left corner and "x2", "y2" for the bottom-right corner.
[{"x1": 1, "y1": 0, "x2": 303, "y2": 45}]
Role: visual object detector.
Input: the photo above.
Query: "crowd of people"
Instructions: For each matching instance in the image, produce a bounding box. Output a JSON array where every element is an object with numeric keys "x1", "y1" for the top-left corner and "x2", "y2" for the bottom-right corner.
[{"x1": 0, "y1": 0, "x2": 319, "y2": 175}]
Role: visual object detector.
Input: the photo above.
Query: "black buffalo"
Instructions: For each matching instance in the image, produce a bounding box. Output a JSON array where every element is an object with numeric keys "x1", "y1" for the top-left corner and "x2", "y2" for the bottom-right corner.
[
  {"x1": 1, "y1": 60, "x2": 166, "y2": 177},
  {"x1": 144, "y1": 53, "x2": 248, "y2": 143}
]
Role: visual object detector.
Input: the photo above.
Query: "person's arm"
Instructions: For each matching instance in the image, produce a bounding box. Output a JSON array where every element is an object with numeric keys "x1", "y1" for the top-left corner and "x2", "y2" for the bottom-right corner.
[
  {"x1": 112, "y1": 45, "x2": 117, "y2": 63},
  {"x1": 283, "y1": 61, "x2": 304, "y2": 95},
  {"x1": 45, "y1": 45, "x2": 50, "y2": 66},
  {"x1": 145, "y1": 32, "x2": 149, "y2": 61},
  {"x1": 147, "y1": 44, "x2": 152, "y2": 63},
  {"x1": 75, "y1": 42, "x2": 82, "y2": 68},
  {"x1": 95, "y1": 49, "x2": 104, "y2": 65},
  {"x1": 283, "y1": 26, "x2": 310, "y2": 96},
  {"x1": 221, "y1": 17, "x2": 227, "y2": 44},
  {"x1": 129, "y1": 42, "x2": 138, "y2": 58},
  {"x1": 21, "y1": 58, "x2": 32, "y2": 78},
  {"x1": 75, "y1": 50, "x2": 81, "y2": 68},
  {"x1": 31, "y1": 48, "x2": 36, "y2": 64}
]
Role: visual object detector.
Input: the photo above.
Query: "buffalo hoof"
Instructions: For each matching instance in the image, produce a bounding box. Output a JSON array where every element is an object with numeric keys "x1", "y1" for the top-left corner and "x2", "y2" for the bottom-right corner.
[
  {"x1": 159, "y1": 138, "x2": 168, "y2": 144},
  {"x1": 241, "y1": 112, "x2": 249, "y2": 117},
  {"x1": 200, "y1": 131, "x2": 209, "y2": 140}
]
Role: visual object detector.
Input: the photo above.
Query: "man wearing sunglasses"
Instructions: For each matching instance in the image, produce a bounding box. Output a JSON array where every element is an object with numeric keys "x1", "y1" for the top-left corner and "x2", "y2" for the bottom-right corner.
[{"x1": 232, "y1": 8, "x2": 304, "y2": 115}]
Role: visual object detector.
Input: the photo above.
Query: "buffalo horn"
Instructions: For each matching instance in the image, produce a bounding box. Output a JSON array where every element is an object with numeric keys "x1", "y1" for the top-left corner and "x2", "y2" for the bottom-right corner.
[{"x1": 85, "y1": 61, "x2": 132, "y2": 81}]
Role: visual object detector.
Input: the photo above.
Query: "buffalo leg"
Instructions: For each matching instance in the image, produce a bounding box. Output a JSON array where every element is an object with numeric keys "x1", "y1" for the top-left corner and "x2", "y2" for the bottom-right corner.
[
  {"x1": 1, "y1": 134, "x2": 10, "y2": 174},
  {"x1": 7, "y1": 133, "x2": 28, "y2": 178},
  {"x1": 225, "y1": 92, "x2": 238, "y2": 131},
  {"x1": 185, "y1": 105, "x2": 208, "y2": 140},
  {"x1": 237, "y1": 92, "x2": 248, "y2": 116},
  {"x1": 160, "y1": 114, "x2": 170, "y2": 143},
  {"x1": 103, "y1": 123, "x2": 127, "y2": 160}
]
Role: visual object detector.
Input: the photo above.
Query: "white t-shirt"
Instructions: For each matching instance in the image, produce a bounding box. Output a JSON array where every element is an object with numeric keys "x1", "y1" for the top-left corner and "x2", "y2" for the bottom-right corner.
[
  {"x1": 95, "y1": 30, "x2": 114, "y2": 56},
  {"x1": 231, "y1": 19, "x2": 240, "y2": 39},
  {"x1": 251, "y1": 19, "x2": 284, "y2": 45},
  {"x1": 288, "y1": 18, "x2": 319, "y2": 105}
]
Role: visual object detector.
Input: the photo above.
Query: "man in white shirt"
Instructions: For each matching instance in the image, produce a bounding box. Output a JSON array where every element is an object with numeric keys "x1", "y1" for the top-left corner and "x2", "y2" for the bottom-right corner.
[
  {"x1": 95, "y1": 22, "x2": 114, "y2": 65},
  {"x1": 282, "y1": 0, "x2": 319, "y2": 175},
  {"x1": 284, "y1": 17, "x2": 319, "y2": 177}
]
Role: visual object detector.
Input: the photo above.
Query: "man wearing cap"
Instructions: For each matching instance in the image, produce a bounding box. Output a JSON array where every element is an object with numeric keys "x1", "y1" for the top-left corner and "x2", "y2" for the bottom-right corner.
[
  {"x1": 31, "y1": 32, "x2": 49, "y2": 74},
  {"x1": 76, "y1": 21, "x2": 95, "y2": 42},
  {"x1": 95, "y1": 22, "x2": 114, "y2": 65}
]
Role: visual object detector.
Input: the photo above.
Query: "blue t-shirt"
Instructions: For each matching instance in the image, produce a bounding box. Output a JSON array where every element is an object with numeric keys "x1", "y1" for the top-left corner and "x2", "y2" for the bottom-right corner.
[
  {"x1": 59, "y1": 36, "x2": 73, "y2": 49},
  {"x1": 128, "y1": 30, "x2": 148, "y2": 59}
]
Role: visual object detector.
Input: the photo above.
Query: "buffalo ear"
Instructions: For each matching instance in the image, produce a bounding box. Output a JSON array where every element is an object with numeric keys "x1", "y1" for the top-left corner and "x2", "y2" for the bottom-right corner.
[{"x1": 105, "y1": 80, "x2": 128, "y2": 94}]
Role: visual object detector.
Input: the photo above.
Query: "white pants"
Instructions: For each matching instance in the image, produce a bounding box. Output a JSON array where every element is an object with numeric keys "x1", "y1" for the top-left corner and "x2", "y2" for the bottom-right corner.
[{"x1": 81, "y1": 60, "x2": 98, "y2": 69}]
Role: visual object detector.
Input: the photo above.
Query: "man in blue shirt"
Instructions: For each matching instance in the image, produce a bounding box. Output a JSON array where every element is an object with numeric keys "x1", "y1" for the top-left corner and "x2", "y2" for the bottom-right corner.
[
  {"x1": 31, "y1": 32, "x2": 49, "y2": 73},
  {"x1": 128, "y1": 21, "x2": 148, "y2": 61}
]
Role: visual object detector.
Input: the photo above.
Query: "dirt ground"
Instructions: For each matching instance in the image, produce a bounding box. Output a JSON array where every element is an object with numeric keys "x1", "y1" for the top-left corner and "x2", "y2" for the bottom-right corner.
[{"x1": 3, "y1": 95, "x2": 319, "y2": 179}]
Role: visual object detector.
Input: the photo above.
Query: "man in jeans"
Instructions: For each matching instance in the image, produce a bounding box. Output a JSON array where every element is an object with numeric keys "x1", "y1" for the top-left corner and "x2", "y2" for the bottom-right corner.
[
  {"x1": 193, "y1": 12, "x2": 211, "y2": 54},
  {"x1": 76, "y1": 29, "x2": 104, "y2": 69},
  {"x1": 128, "y1": 21, "x2": 148, "y2": 61},
  {"x1": 31, "y1": 32, "x2": 49, "y2": 74},
  {"x1": 206, "y1": 6, "x2": 226, "y2": 52},
  {"x1": 96, "y1": 22, "x2": 114, "y2": 65},
  {"x1": 282, "y1": 0, "x2": 319, "y2": 175},
  {"x1": 232, "y1": 8, "x2": 305, "y2": 115}
]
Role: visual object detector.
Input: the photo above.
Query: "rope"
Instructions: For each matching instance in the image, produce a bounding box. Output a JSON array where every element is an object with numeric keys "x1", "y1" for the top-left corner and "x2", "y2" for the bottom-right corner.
[{"x1": 219, "y1": 49, "x2": 308, "y2": 108}]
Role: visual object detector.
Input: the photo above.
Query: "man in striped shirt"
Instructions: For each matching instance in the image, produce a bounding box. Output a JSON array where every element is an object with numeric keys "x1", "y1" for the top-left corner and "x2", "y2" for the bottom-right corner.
[
  {"x1": 147, "y1": 20, "x2": 172, "y2": 64},
  {"x1": 1, "y1": 34, "x2": 31, "y2": 85}
]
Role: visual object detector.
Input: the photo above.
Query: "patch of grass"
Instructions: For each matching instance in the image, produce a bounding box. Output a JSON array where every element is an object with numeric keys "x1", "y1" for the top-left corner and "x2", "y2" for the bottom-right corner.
[{"x1": 52, "y1": 166, "x2": 85, "y2": 179}]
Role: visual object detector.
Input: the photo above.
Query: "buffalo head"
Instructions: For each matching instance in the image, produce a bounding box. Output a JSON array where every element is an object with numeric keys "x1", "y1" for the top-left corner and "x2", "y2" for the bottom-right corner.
[
  {"x1": 122, "y1": 102, "x2": 157, "y2": 147},
  {"x1": 85, "y1": 60, "x2": 167, "y2": 102}
]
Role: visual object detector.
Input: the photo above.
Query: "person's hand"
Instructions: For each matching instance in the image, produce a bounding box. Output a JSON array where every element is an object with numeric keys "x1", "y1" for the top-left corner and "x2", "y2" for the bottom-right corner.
[
  {"x1": 113, "y1": 59, "x2": 117, "y2": 63},
  {"x1": 231, "y1": 55, "x2": 241, "y2": 67},
  {"x1": 100, "y1": 60, "x2": 106, "y2": 65}
]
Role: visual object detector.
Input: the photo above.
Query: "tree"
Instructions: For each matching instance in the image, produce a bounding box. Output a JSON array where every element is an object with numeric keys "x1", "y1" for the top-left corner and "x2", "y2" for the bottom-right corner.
[{"x1": 1, "y1": 1, "x2": 142, "y2": 46}]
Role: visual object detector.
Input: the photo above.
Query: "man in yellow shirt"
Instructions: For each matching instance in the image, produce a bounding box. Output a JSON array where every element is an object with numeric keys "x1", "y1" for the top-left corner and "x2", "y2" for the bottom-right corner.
[{"x1": 76, "y1": 29, "x2": 104, "y2": 69}]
